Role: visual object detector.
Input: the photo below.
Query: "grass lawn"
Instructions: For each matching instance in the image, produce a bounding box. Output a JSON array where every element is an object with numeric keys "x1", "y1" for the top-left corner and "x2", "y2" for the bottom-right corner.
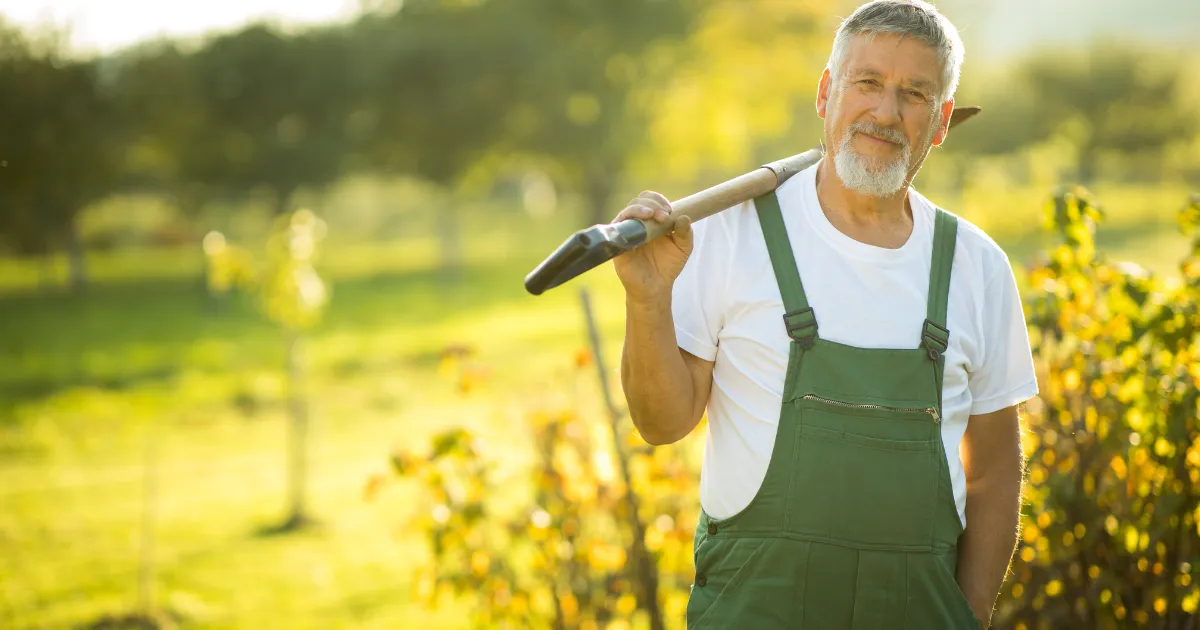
[{"x1": 0, "y1": 182, "x2": 1192, "y2": 629}]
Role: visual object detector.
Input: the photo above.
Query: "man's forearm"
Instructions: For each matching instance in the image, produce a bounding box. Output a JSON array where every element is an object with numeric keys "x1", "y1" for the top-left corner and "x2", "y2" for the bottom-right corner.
[
  {"x1": 620, "y1": 296, "x2": 696, "y2": 445},
  {"x1": 957, "y1": 470, "x2": 1023, "y2": 627}
]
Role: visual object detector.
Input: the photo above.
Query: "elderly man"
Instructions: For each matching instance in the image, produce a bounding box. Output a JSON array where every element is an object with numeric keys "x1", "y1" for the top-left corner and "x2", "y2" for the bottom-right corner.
[{"x1": 614, "y1": 1, "x2": 1035, "y2": 627}]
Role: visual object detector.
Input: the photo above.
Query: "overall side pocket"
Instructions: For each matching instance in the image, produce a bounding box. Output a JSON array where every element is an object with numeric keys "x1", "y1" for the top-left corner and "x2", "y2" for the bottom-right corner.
[{"x1": 686, "y1": 538, "x2": 776, "y2": 629}]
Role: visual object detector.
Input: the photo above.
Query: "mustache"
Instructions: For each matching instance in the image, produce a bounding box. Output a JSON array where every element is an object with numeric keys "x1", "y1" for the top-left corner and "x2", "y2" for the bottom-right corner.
[{"x1": 846, "y1": 121, "x2": 908, "y2": 147}]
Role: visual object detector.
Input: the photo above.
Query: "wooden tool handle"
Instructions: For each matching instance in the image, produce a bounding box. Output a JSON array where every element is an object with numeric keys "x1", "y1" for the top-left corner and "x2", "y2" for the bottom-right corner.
[
  {"x1": 642, "y1": 147, "x2": 824, "y2": 241},
  {"x1": 643, "y1": 105, "x2": 981, "y2": 240}
]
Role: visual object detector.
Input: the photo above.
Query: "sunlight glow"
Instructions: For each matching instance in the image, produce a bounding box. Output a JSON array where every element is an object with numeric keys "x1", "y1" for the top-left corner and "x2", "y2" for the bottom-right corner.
[{"x1": 0, "y1": 0, "x2": 358, "y2": 55}]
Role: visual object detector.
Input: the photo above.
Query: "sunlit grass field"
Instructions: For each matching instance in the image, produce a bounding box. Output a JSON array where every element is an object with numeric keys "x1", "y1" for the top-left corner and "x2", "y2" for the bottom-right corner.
[{"x1": 0, "y1": 182, "x2": 1192, "y2": 629}]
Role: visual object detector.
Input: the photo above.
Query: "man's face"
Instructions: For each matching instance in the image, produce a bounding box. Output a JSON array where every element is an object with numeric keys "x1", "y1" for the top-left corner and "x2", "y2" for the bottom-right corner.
[{"x1": 817, "y1": 33, "x2": 954, "y2": 197}]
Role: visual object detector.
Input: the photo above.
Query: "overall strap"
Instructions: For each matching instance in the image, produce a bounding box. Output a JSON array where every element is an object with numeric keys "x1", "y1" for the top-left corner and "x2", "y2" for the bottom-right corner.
[
  {"x1": 922, "y1": 208, "x2": 958, "y2": 361},
  {"x1": 755, "y1": 191, "x2": 818, "y2": 348}
]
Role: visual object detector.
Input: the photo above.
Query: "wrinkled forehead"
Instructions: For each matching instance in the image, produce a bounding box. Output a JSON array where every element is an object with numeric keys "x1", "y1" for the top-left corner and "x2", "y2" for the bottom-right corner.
[{"x1": 841, "y1": 32, "x2": 943, "y2": 90}]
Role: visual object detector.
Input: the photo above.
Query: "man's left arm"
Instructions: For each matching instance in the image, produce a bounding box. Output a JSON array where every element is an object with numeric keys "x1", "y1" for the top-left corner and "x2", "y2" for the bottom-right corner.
[{"x1": 957, "y1": 404, "x2": 1025, "y2": 628}]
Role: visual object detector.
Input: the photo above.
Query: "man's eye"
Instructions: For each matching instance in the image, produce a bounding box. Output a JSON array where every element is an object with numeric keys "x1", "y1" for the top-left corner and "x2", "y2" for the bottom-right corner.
[
  {"x1": 907, "y1": 90, "x2": 928, "y2": 101},
  {"x1": 858, "y1": 79, "x2": 880, "y2": 88}
]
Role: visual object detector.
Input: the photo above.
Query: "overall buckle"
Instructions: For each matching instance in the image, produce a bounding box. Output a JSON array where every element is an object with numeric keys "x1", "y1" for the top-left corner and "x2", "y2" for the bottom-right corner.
[
  {"x1": 783, "y1": 308, "x2": 818, "y2": 349},
  {"x1": 921, "y1": 320, "x2": 950, "y2": 360}
]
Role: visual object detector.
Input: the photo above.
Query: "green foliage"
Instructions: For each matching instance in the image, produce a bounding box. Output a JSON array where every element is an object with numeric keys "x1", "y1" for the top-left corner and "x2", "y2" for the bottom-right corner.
[
  {"x1": 0, "y1": 187, "x2": 1194, "y2": 628},
  {"x1": 190, "y1": 24, "x2": 360, "y2": 213},
  {"x1": 0, "y1": 34, "x2": 122, "y2": 257},
  {"x1": 260, "y1": 210, "x2": 329, "y2": 330},
  {"x1": 384, "y1": 355, "x2": 699, "y2": 629},
  {"x1": 995, "y1": 189, "x2": 1200, "y2": 629},
  {"x1": 949, "y1": 45, "x2": 1196, "y2": 184},
  {"x1": 108, "y1": 40, "x2": 216, "y2": 213},
  {"x1": 202, "y1": 209, "x2": 328, "y2": 330}
]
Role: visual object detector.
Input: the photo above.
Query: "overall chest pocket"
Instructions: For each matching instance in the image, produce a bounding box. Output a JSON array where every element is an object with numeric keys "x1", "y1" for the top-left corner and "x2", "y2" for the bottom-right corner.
[{"x1": 788, "y1": 399, "x2": 942, "y2": 551}]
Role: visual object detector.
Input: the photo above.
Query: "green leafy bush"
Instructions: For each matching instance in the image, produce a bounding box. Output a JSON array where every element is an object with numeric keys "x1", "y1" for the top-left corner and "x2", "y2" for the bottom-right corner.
[{"x1": 997, "y1": 191, "x2": 1200, "y2": 629}]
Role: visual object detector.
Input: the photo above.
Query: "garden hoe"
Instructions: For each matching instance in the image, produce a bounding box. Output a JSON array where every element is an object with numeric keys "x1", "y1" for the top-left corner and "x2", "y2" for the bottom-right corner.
[{"x1": 524, "y1": 106, "x2": 981, "y2": 295}]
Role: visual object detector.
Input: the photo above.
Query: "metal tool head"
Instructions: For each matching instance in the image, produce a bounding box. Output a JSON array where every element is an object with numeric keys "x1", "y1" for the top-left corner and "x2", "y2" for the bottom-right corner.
[
  {"x1": 523, "y1": 219, "x2": 648, "y2": 295},
  {"x1": 949, "y1": 105, "x2": 980, "y2": 129}
]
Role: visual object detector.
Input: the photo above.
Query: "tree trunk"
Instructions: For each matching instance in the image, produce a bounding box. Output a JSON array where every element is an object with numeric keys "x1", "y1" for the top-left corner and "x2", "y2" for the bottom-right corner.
[
  {"x1": 1078, "y1": 142, "x2": 1099, "y2": 185},
  {"x1": 64, "y1": 215, "x2": 88, "y2": 293},
  {"x1": 580, "y1": 289, "x2": 665, "y2": 630},
  {"x1": 584, "y1": 164, "x2": 615, "y2": 227},
  {"x1": 437, "y1": 196, "x2": 462, "y2": 280},
  {"x1": 275, "y1": 186, "x2": 295, "y2": 217},
  {"x1": 38, "y1": 253, "x2": 56, "y2": 292},
  {"x1": 284, "y1": 329, "x2": 311, "y2": 529}
]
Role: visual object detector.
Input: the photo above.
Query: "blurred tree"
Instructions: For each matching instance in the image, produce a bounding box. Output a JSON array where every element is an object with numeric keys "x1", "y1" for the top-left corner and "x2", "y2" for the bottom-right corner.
[
  {"x1": 501, "y1": 0, "x2": 831, "y2": 226},
  {"x1": 355, "y1": 0, "x2": 719, "y2": 232},
  {"x1": 631, "y1": 0, "x2": 828, "y2": 186},
  {"x1": 497, "y1": 0, "x2": 698, "y2": 226},
  {"x1": 202, "y1": 211, "x2": 329, "y2": 531},
  {"x1": 108, "y1": 40, "x2": 217, "y2": 221},
  {"x1": 187, "y1": 24, "x2": 360, "y2": 217},
  {"x1": 349, "y1": 3, "x2": 535, "y2": 274},
  {"x1": 949, "y1": 45, "x2": 1196, "y2": 184},
  {"x1": 0, "y1": 25, "x2": 122, "y2": 292}
]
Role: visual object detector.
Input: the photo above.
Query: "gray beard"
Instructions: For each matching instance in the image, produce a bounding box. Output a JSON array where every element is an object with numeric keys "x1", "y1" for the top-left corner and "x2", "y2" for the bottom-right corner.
[{"x1": 831, "y1": 119, "x2": 936, "y2": 197}]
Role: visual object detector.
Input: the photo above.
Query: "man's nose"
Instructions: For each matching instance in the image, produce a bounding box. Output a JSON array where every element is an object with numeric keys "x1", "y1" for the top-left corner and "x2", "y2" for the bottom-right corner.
[{"x1": 870, "y1": 88, "x2": 902, "y2": 127}]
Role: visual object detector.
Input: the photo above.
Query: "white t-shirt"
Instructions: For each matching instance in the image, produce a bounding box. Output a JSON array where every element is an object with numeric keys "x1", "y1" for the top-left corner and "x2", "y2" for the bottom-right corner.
[{"x1": 671, "y1": 160, "x2": 1038, "y2": 528}]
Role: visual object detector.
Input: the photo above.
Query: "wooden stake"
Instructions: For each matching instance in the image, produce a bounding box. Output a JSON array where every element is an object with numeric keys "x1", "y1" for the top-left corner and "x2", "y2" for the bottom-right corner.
[{"x1": 579, "y1": 288, "x2": 664, "y2": 630}]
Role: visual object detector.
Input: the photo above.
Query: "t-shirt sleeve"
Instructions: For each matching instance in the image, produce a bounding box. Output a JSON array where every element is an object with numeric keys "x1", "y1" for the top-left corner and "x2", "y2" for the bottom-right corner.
[
  {"x1": 969, "y1": 259, "x2": 1039, "y2": 415},
  {"x1": 671, "y1": 214, "x2": 730, "y2": 362}
]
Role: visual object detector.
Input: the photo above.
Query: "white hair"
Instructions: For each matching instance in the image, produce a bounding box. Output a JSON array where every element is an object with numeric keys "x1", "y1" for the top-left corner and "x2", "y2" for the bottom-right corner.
[{"x1": 827, "y1": 0, "x2": 965, "y2": 103}]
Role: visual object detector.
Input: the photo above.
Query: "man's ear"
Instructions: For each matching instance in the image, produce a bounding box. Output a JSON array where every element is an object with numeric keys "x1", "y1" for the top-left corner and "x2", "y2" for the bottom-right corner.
[
  {"x1": 931, "y1": 98, "x2": 955, "y2": 147},
  {"x1": 816, "y1": 68, "x2": 832, "y2": 120}
]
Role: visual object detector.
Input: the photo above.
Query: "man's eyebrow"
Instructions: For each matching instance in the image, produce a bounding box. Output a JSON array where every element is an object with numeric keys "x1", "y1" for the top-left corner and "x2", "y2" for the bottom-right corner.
[
  {"x1": 847, "y1": 68, "x2": 936, "y2": 92},
  {"x1": 906, "y1": 77, "x2": 936, "y2": 92},
  {"x1": 847, "y1": 68, "x2": 883, "y2": 79}
]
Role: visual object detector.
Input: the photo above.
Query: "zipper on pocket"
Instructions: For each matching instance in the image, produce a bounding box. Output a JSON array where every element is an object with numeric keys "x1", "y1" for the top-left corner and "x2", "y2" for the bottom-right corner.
[{"x1": 801, "y1": 394, "x2": 941, "y2": 423}]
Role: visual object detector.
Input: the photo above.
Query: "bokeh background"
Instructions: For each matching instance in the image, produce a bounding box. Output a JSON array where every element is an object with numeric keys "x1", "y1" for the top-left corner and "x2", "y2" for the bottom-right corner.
[{"x1": 1, "y1": 1, "x2": 1199, "y2": 629}]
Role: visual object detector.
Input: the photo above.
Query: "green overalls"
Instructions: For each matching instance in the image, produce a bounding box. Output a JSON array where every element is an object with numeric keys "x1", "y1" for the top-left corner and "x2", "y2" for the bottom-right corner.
[{"x1": 685, "y1": 191, "x2": 982, "y2": 629}]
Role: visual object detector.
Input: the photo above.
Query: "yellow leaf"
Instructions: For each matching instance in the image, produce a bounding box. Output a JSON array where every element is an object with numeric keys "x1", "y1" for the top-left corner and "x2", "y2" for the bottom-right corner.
[
  {"x1": 471, "y1": 551, "x2": 490, "y2": 577},
  {"x1": 1126, "y1": 527, "x2": 1139, "y2": 553},
  {"x1": 560, "y1": 594, "x2": 579, "y2": 622},
  {"x1": 1111, "y1": 457, "x2": 1128, "y2": 480},
  {"x1": 1062, "y1": 369, "x2": 1081, "y2": 391},
  {"x1": 1184, "y1": 590, "x2": 1200, "y2": 613}
]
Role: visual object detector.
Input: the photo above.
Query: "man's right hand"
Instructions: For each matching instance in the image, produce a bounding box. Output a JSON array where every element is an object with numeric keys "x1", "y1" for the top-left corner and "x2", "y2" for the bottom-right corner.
[{"x1": 611, "y1": 191, "x2": 694, "y2": 304}]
